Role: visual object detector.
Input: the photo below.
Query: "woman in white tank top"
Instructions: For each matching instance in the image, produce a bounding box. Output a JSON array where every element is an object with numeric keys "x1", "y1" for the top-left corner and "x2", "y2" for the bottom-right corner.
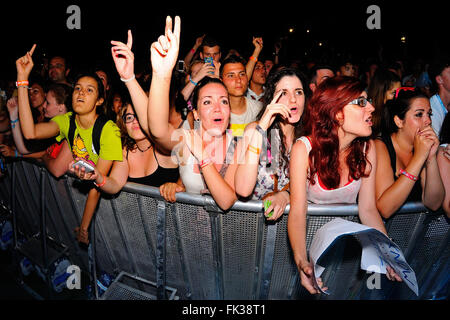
[
  {"x1": 140, "y1": 17, "x2": 241, "y2": 211},
  {"x1": 288, "y1": 76, "x2": 402, "y2": 295}
]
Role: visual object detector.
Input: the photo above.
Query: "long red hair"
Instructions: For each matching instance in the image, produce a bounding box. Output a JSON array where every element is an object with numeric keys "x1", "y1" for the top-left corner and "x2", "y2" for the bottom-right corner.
[{"x1": 306, "y1": 76, "x2": 371, "y2": 189}]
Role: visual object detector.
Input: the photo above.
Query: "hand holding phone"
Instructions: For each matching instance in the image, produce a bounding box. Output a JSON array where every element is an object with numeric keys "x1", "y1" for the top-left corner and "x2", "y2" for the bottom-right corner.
[
  {"x1": 72, "y1": 159, "x2": 95, "y2": 173},
  {"x1": 204, "y1": 57, "x2": 214, "y2": 74}
]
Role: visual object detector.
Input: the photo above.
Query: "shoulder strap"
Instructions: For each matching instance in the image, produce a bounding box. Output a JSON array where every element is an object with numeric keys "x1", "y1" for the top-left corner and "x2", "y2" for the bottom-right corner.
[
  {"x1": 68, "y1": 113, "x2": 76, "y2": 150},
  {"x1": 92, "y1": 114, "x2": 109, "y2": 156}
]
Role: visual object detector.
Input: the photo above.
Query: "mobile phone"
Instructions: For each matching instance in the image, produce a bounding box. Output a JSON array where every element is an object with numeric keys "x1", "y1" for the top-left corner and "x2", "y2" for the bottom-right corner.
[
  {"x1": 177, "y1": 60, "x2": 185, "y2": 73},
  {"x1": 72, "y1": 159, "x2": 95, "y2": 173},
  {"x1": 204, "y1": 57, "x2": 215, "y2": 74}
]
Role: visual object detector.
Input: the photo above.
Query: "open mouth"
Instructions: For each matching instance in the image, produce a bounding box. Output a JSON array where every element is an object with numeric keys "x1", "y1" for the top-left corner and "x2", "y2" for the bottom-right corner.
[
  {"x1": 213, "y1": 118, "x2": 223, "y2": 123},
  {"x1": 365, "y1": 116, "x2": 372, "y2": 126}
]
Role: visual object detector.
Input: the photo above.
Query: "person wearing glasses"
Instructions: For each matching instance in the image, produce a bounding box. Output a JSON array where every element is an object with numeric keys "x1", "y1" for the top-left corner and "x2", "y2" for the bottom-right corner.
[
  {"x1": 70, "y1": 98, "x2": 180, "y2": 194},
  {"x1": 288, "y1": 76, "x2": 402, "y2": 295},
  {"x1": 374, "y1": 87, "x2": 444, "y2": 218}
]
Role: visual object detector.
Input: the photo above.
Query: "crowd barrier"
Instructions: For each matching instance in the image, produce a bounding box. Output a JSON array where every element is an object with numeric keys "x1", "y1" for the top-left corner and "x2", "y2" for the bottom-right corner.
[{"x1": 0, "y1": 159, "x2": 448, "y2": 300}]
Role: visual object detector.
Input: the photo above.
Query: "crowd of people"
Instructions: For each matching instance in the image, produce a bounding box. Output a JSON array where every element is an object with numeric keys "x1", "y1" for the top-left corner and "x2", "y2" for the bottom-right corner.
[{"x1": 0, "y1": 15, "x2": 448, "y2": 294}]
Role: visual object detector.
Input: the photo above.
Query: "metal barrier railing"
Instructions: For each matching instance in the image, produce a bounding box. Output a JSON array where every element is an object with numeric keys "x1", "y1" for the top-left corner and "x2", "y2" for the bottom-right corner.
[{"x1": 0, "y1": 159, "x2": 448, "y2": 300}]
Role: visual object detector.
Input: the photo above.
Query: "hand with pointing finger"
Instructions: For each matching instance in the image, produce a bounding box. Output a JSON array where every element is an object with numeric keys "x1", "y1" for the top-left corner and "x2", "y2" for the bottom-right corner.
[
  {"x1": 257, "y1": 90, "x2": 291, "y2": 131},
  {"x1": 111, "y1": 30, "x2": 135, "y2": 81},
  {"x1": 16, "y1": 44, "x2": 36, "y2": 80}
]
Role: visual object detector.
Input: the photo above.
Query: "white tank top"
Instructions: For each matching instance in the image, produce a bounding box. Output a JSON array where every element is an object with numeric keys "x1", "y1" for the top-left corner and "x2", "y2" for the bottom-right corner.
[
  {"x1": 178, "y1": 130, "x2": 235, "y2": 194},
  {"x1": 297, "y1": 136, "x2": 362, "y2": 204}
]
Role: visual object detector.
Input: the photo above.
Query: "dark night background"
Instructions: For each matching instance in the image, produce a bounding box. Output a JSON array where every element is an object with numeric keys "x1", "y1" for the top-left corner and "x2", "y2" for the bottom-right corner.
[{"x1": 1, "y1": 0, "x2": 448, "y2": 83}]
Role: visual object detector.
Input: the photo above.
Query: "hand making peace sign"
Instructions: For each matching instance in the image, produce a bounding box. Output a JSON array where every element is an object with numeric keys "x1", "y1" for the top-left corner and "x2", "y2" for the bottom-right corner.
[{"x1": 150, "y1": 16, "x2": 181, "y2": 77}]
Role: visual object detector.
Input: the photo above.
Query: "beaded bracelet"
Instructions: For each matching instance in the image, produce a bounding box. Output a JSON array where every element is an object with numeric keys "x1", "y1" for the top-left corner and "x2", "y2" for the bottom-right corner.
[
  {"x1": 399, "y1": 169, "x2": 417, "y2": 181},
  {"x1": 11, "y1": 118, "x2": 19, "y2": 129},
  {"x1": 189, "y1": 76, "x2": 198, "y2": 86}
]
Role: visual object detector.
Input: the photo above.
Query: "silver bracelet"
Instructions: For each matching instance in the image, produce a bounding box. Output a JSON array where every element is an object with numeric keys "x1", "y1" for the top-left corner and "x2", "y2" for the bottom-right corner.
[{"x1": 120, "y1": 74, "x2": 136, "y2": 83}]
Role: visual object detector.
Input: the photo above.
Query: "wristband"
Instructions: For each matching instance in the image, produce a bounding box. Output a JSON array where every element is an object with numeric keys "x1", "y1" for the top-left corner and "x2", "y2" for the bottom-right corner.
[
  {"x1": 248, "y1": 145, "x2": 261, "y2": 155},
  {"x1": 11, "y1": 118, "x2": 19, "y2": 129},
  {"x1": 190, "y1": 48, "x2": 196, "y2": 54},
  {"x1": 399, "y1": 169, "x2": 417, "y2": 181},
  {"x1": 189, "y1": 76, "x2": 198, "y2": 86},
  {"x1": 94, "y1": 174, "x2": 107, "y2": 187},
  {"x1": 16, "y1": 80, "x2": 29, "y2": 88},
  {"x1": 200, "y1": 158, "x2": 212, "y2": 169},
  {"x1": 120, "y1": 74, "x2": 135, "y2": 83},
  {"x1": 249, "y1": 56, "x2": 257, "y2": 62}
]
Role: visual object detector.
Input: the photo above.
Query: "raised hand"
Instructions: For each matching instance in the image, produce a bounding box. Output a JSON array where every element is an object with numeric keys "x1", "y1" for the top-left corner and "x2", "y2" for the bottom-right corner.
[
  {"x1": 16, "y1": 44, "x2": 36, "y2": 80},
  {"x1": 257, "y1": 90, "x2": 291, "y2": 131},
  {"x1": 194, "y1": 34, "x2": 205, "y2": 49},
  {"x1": 252, "y1": 37, "x2": 263, "y2": 54},
  {"x1": 150, "y1": 16, "x2": 181, "y2": 77},
  {"x1": 191, "y1": 62, "x2": 216, "y2": 83},
  {"x1": 6, "y1": 97, "x2": 19, "y2": 115},
  {"x1": 111, "y1": 30, "x2": 135, "y2": 81}
]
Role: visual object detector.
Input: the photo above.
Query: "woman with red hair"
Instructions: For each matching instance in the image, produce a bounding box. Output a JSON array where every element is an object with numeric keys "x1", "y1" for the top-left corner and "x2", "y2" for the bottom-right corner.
[{"x1": 288, "y1": 76, "x2": 401, "y2": 294}]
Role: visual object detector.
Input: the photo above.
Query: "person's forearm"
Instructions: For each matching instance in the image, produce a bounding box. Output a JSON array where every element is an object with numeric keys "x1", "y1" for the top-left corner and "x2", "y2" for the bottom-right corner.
[
  {"x1": 17, "y1": 80, "x2": 37, "y2": 140},
  {"x1": 359, "y1": 207, "x2": 387, "y2": 235},
  {"x1": 80, "y1": 188, "x2": 101, "y2": 231},
  {"x1": 201, "y1": 165, "x2": 237, "y2": 210},
  {"x1": 183, "y1": 46, "x2": 198, "y2": 68},
  {"x1": 148, "y1": 73, "x2": 172, "y2": 140},
  {"x1": 377, "y1": 155, "x2": 426, "y2": 218},
  {"x1": 423, "y1": 157, "x2": 445, "y2": 211},
  {"x1": 181, "y1": 81, "x2": 196, "y2": 101},
  {"x1": 245, "y1": 47, "x2": 262, "y2": 80},
  {"x1": 287, "y1": 204, "x2": 308, "y2": 266},
  {"x1": 9, "y1": 111, "x2": 32, "y2": 155},
  {"x1": 126, "y1": 79, "x2": 150, "y2": 135},
  {"x1": 235, "y1": 127, "x2": 263, "y2": 197}
]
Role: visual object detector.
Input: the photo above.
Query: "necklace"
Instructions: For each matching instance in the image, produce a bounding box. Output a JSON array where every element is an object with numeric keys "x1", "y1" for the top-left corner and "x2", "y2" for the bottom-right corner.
[{"x1": 136, "y1": 142, "x2": 152, "y2": 152}]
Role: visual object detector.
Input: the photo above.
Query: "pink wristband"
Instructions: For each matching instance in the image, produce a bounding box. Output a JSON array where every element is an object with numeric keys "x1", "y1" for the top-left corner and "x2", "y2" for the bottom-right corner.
[{"x1": 399, "y1": 169, "x2": 417, "y2": 181}]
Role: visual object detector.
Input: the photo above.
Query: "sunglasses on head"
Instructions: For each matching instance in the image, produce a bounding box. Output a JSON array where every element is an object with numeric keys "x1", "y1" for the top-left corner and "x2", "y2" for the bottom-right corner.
[
  {"x1": 349, "y1": 96, "x2": 372, "y2": 107},
  {"x1": 394, "y1": 87, "x2": 416, "y2": 99}
]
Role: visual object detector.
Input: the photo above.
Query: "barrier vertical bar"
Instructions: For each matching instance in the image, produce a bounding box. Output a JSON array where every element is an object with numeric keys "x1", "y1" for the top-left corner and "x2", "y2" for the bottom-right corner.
[
  {"x1": 209, "y1": 212, "x2": 224, "y2": 300},
  {"x1": 156, "y1": 200, "x2": 167, "y2": 299},
  {"x1": 258, "y1": 222, "x2": 277, "y2": 299}
]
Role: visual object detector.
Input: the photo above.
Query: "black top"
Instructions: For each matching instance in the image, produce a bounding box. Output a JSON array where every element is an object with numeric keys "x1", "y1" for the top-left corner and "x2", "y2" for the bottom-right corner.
[
  {"x1": 379, "y1": 135, "x2": 423, "y2": 202},
  {"x1": 127, "y1": 147, "x2": 179, "y2": 187}
]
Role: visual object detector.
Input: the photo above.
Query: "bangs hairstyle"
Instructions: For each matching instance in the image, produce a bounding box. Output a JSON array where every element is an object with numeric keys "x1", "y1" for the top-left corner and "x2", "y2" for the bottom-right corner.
[
  {"x1": 73, "y1": 72, "x2": 105, "y2": 114},
  {"x1": 117, "y1": 94, "x2": 150, "y2": 152},
  {"x1": 381, "y1": 87, "x2": 428, "y2": 136},
  {"x1": 257, "y1": 67, "x2": 311, "y2": 172},
  {"x1": 308, "y1": 76, "x2": 370, "y2": 189},
  {"x1": 191, "y1": 77, "x2": 228, "y2": 110}
]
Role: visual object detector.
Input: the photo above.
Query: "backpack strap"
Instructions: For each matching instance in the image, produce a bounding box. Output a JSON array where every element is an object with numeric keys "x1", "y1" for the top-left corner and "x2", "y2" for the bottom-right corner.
[
  {"x1": 67, "y1": 113, "x2": 109, "y2": 156},
  {"x1": 92, "y1": 114, "x2": 109, "y2": 156},
  {"x1": 68, "y1": 113, "x2": 77, "y2": 150}
]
